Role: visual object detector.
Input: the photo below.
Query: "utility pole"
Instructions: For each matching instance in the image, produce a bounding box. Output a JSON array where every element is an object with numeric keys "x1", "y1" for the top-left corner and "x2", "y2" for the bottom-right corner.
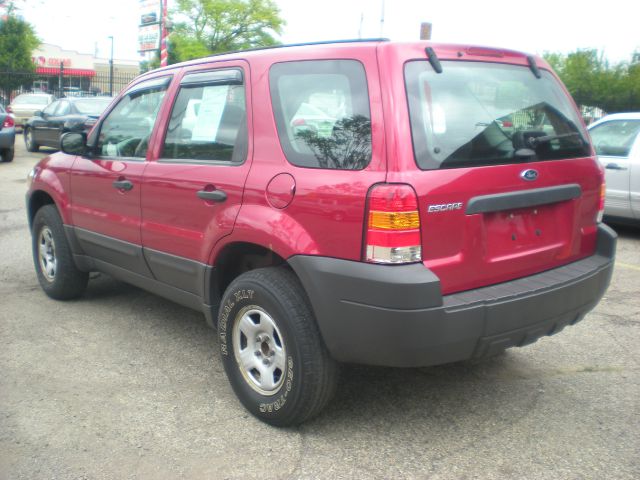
[{"x1": 108, "y1": 36, "x2": 114, "y2": 96}]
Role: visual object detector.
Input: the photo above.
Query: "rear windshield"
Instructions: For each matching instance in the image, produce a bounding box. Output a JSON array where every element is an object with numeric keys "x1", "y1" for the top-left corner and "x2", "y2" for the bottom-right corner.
[
  {"x1": 405, "y1": 61, "x2": 590, "y2": 170},
  {"x1": 13, "y1": 95, "x2": 50, "y2": 105}
]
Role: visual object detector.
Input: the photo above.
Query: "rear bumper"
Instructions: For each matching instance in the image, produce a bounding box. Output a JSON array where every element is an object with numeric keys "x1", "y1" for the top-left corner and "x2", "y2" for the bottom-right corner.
[{"x1": 289, "y1": 224, "x2": 616, "y2": 367}]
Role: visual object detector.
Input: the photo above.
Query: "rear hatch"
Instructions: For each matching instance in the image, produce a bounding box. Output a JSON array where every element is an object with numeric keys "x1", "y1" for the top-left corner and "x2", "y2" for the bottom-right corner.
[{"x1": 401, "y1": 56, "x2": 601, "y2": 295}]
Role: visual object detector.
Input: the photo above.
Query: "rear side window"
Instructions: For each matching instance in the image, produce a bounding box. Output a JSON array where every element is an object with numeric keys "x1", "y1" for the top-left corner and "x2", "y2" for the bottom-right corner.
[
  {"x1": 405, "y1": 61, "x2": 590, "y2": 170},
  {"x1": 162, "y1": 69, "x2": 247, "y2": 163},
  {"x1": 589, "y1": 120, "x2": 640, "y2": 157},
  {"x1": 269, "y1": 60, "x2": 371, "y2": 170}
]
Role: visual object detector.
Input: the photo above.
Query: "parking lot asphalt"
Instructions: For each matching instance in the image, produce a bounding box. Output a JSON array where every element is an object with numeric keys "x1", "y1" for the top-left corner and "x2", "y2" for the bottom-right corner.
[{"x1": 1, "y1": 138, "x2": 639, "y2": 480}]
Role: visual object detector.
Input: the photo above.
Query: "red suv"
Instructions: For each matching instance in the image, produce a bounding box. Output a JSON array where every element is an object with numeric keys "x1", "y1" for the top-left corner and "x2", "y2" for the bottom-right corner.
[{"x1": 26, "y1": 40, "x2": 616, "y2": 426}]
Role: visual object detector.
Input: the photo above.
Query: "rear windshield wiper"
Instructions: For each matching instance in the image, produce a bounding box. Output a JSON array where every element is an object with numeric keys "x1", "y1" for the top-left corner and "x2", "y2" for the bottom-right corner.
[{"x1": 528, "y1": 132, "x2": 582, "y2": 147}]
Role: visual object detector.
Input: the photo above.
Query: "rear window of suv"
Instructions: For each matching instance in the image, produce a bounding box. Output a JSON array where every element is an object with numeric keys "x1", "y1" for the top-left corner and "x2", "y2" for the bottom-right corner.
[
  {"x1": 270, "y1": 60, "x2": 372, "y2": 170},
  {"x1": 405, "y1": 61, "x2": 590, "y2": 170}
]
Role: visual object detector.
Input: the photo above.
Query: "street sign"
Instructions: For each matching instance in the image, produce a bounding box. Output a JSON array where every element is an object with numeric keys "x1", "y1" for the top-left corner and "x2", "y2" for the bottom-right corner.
[
  {"x1": 420, "y1": 22, "x2": 433, "y2": 40},
  {"x1": 138, "y1": 0, "x2": 161, "y2": 52}
]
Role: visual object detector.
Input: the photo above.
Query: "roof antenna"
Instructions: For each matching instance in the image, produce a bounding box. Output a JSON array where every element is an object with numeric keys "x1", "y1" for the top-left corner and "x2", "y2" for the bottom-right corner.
[
  {"x1": 379, "y1": 0, "x2": 385, "y2": 37},
  {"x1": 358, "y1": 12, "x2": 364, "y2": 39}
]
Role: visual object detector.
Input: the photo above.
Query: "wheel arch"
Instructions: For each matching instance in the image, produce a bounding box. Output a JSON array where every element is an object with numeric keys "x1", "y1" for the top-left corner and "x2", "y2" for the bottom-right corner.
[
  {"x1": 27, "y1": 189, "x2": 56, "y2": 229},
  {"x1": 208, "y1": 241, "x2": 288, "y2": 311}
]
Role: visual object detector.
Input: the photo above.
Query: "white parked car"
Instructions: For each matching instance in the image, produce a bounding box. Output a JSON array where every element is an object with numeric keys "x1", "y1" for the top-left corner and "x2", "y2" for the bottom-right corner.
[
  {"x1": 588, "y1": 113, "x2": 640, "y2": 223},
  {"x1": 7, "y1": 93, "x2": 56, "y2": 129}
]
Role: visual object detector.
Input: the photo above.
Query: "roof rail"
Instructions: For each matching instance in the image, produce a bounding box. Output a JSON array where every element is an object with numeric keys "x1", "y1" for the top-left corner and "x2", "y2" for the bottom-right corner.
[
  {"x1": 202, "y1": 38, "x2": 391, "y2": 58},
  {"x1": 144, "y1": 38, "x2": 391, "y2": 76}
]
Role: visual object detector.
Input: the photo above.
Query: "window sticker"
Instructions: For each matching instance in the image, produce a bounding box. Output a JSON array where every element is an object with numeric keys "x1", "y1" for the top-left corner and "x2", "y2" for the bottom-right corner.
[{"x1": 191, "y1": 85, "x2": 229, "y2": 142}]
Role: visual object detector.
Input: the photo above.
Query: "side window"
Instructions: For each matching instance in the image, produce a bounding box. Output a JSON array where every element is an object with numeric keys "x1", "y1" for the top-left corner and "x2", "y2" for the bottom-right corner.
[
  {"x1": 97, "y1": 77, "x2": 170, "y2": 158},
  {"x1": 42, "y1": 101, "x2": 58, "y2": 116},
  {"x1": 55, "y1": 101, "x2": 71, "y2": 116},
  {"x1": 269, "y1": 60, "x2": 371, "y2": 170},
  {"x1": 162, "y1": 69, "x2": 247, "y2": 163},
  {"x1": 589, "y1": 120, "x2": 640, "y2": 157}
]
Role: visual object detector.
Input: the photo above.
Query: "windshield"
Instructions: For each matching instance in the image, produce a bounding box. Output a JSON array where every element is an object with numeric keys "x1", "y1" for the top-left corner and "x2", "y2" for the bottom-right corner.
[
  {"x1": 405, "y1": 61, "x2": 590, "y2": 170},
  {"x1": 74, "y1": 98, "x2": 112, "y2": 115},
  {"x1": 13, "y1": 95, "x2": 50, "y2": 106}
]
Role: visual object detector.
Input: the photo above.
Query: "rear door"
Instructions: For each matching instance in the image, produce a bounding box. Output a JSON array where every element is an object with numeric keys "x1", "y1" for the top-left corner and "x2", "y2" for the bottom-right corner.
[
  {"x1": 140, "y1": 62, "x2": 252, "y2": 295},
  {"x1": 69, "y1": 76, "x2": 171, "y2": 275},
  {"x1": 393, "y1": 52, "x2": 600, "y2": 295}
]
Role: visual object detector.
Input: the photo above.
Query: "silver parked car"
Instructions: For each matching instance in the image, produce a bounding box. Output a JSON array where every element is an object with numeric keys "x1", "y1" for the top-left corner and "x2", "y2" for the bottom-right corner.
[{"x1": 588, "y1": 113, "x2": 640, "y2": 223}]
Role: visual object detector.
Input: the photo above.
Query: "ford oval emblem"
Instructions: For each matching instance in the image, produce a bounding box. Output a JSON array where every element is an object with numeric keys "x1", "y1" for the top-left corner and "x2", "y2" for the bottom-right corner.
[{"x1": 521, "y1": 169, "x2": 539, "y2": 181}]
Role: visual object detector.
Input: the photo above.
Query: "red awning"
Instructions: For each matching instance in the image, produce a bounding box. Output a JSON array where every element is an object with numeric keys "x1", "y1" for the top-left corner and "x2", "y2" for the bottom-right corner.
[{"x1": 35, "y1": 67, "x2": 96, "y2": 77}]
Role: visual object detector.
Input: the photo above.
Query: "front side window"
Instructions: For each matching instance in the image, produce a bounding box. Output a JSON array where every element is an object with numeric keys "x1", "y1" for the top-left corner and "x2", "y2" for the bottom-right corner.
[
  {"x1": 405, "y1": 61, "x2": 591, "y2": 170},
  {"x1": 97, "y1": 77, "x2": 169, "y2": 158},
  {"x1": 270, "y1": 60, "x2": 372, "y2": 170},
  {"x1": 589, "y1": 120, "x2": 640, "y2": 157},
  {"x1": 162, "y1": 75, "x2": 247, "y2": 163}
]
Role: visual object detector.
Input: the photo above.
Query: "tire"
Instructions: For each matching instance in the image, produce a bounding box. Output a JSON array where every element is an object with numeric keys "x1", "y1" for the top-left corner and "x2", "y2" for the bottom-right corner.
[
  {"x1": 0, "y1": 148, "x2": 13, "y2": 162},
  {"x1": 32, "y1": 205, "x2": 88, "y2": 300},
  {"x1": 218, "y1": 267, "x2": 339, "y2": 427},
  {"x1": 24, "y1": 128, "x2": 39, "y2": 152}
]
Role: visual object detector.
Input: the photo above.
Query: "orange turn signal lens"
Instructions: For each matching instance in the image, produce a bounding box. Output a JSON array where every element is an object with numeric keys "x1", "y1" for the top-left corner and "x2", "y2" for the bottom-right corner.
[{"x1": 369, "y1": 210, "x2": 420, "y2": 230}]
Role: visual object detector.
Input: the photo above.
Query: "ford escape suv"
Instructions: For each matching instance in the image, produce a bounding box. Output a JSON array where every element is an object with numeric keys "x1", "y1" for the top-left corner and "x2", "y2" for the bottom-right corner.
[{"x1": 26, "y1": 40, "x2": 616, "y2": 426}]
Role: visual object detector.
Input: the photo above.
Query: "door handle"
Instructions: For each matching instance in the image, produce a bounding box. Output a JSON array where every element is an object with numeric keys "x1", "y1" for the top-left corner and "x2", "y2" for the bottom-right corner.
[
  {"x1": 112, "y1": 179, "x2": 134, "y2": 191},
  {"x1": 605, "y1": 163, "x2": 627, "y2": 171},
  {"x1": 197, "y1": 189, "x2": 227, "y2": 202}
]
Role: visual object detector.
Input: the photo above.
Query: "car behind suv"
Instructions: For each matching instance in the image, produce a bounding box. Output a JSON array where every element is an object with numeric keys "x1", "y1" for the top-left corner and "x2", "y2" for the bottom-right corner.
[{"x1": 26, "y1": 40, "x2": 616, "y2": 426}]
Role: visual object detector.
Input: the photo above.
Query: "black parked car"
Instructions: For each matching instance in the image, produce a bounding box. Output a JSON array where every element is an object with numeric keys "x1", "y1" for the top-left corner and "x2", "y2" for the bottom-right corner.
[{"x1": 24, "y1": 97, "x2": 113, "y2": 152}]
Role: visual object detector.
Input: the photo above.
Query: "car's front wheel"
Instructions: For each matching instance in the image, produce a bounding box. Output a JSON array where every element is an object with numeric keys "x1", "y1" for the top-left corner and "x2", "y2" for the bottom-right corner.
[
  {"x1": 24, "y1": 128, "x2": 39, "y2": 152},
  {"x1": 32, "y1": 205, "x2": 88, "y2": 299},
  {"x1": 218, "y1": 267, "x2": 339, "y2": 427}
]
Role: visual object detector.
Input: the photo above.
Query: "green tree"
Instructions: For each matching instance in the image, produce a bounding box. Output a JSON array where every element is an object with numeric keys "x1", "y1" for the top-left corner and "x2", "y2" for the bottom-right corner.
[
  {"x1": 543, "y1": 49, "x2": 640, "y2": 113},
  {"x1": 0, "y1": 5, "x2": 40, "y2": 99},
  {"x1": 170, "y1": 0, "x2": 284, "y2": 62}
]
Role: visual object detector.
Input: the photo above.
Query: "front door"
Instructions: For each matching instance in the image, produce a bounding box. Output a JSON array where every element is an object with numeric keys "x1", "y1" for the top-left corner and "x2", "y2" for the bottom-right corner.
[
  {"x1": 69, "y1": 75, "x2": 172, "y2": 275},
  {"x1": 140, "y1": 62, "x2": 253, "y2": 296},
  {"x1": 31, "y1": 100, "x2": 59, "y2": 146}
]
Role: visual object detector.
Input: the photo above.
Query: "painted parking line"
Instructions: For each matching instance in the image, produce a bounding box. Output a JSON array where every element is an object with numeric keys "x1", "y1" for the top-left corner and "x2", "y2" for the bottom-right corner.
[{"x1": 616, "y1": 262, "x2": 640, "y2": 272}]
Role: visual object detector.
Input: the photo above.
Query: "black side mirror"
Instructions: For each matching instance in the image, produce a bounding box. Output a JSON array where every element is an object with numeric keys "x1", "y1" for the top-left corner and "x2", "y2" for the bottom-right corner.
[
  {"x1": 61, "y1": 132, "x2": 91, "y2": 156},
  {"x1": 34, "y1": 110, "x2": 43, "y2": 117}
]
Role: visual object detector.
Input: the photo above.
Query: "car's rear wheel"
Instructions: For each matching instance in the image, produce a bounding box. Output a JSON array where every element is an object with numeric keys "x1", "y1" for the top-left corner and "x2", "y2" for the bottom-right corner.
[
  {"x1": 0, "y1": 148, "x2": 13, "y2": 162},
  {"x1": 218, "y1": 267, "x2": 339, "y2": 427},
  {"x1": 24, "y1": 128, "x2": 39, "y2": 152},
  {"x1": 32, "y1": 205, "x2": 88, "y2": 300}
]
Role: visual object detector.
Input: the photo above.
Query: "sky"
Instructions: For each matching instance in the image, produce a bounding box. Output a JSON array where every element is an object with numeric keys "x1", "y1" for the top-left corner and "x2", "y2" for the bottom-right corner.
[{"x1": 10, "y1": 0, "x2": 640, "y2": 64}]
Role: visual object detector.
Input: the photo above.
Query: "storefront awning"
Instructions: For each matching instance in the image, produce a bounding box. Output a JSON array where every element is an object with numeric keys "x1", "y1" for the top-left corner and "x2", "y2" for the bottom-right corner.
[{"x1": 35, "y1": 67, "x2": 96, "y2": 77}]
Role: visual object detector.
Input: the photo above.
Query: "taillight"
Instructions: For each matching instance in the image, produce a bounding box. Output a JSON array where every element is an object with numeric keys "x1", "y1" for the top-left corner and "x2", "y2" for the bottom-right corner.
[
  {"x1": 2, "y1": 115, "x2": 14, "y2": 128},
  {"x1": 597, "y1": 182, "x2": 606, "y2": 223},
  {"x1": 364, "y1": 184, "x2": 422, "y2": 264},
  {"x1": 292, "y1": 118, "x2": 306, "y2": 127}
]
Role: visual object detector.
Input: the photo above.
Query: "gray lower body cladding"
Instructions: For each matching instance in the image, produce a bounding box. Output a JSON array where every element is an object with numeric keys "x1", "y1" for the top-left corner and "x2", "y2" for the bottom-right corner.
[{"x1": 289, "y1": 224, "x2": 616, "y2": 367}]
